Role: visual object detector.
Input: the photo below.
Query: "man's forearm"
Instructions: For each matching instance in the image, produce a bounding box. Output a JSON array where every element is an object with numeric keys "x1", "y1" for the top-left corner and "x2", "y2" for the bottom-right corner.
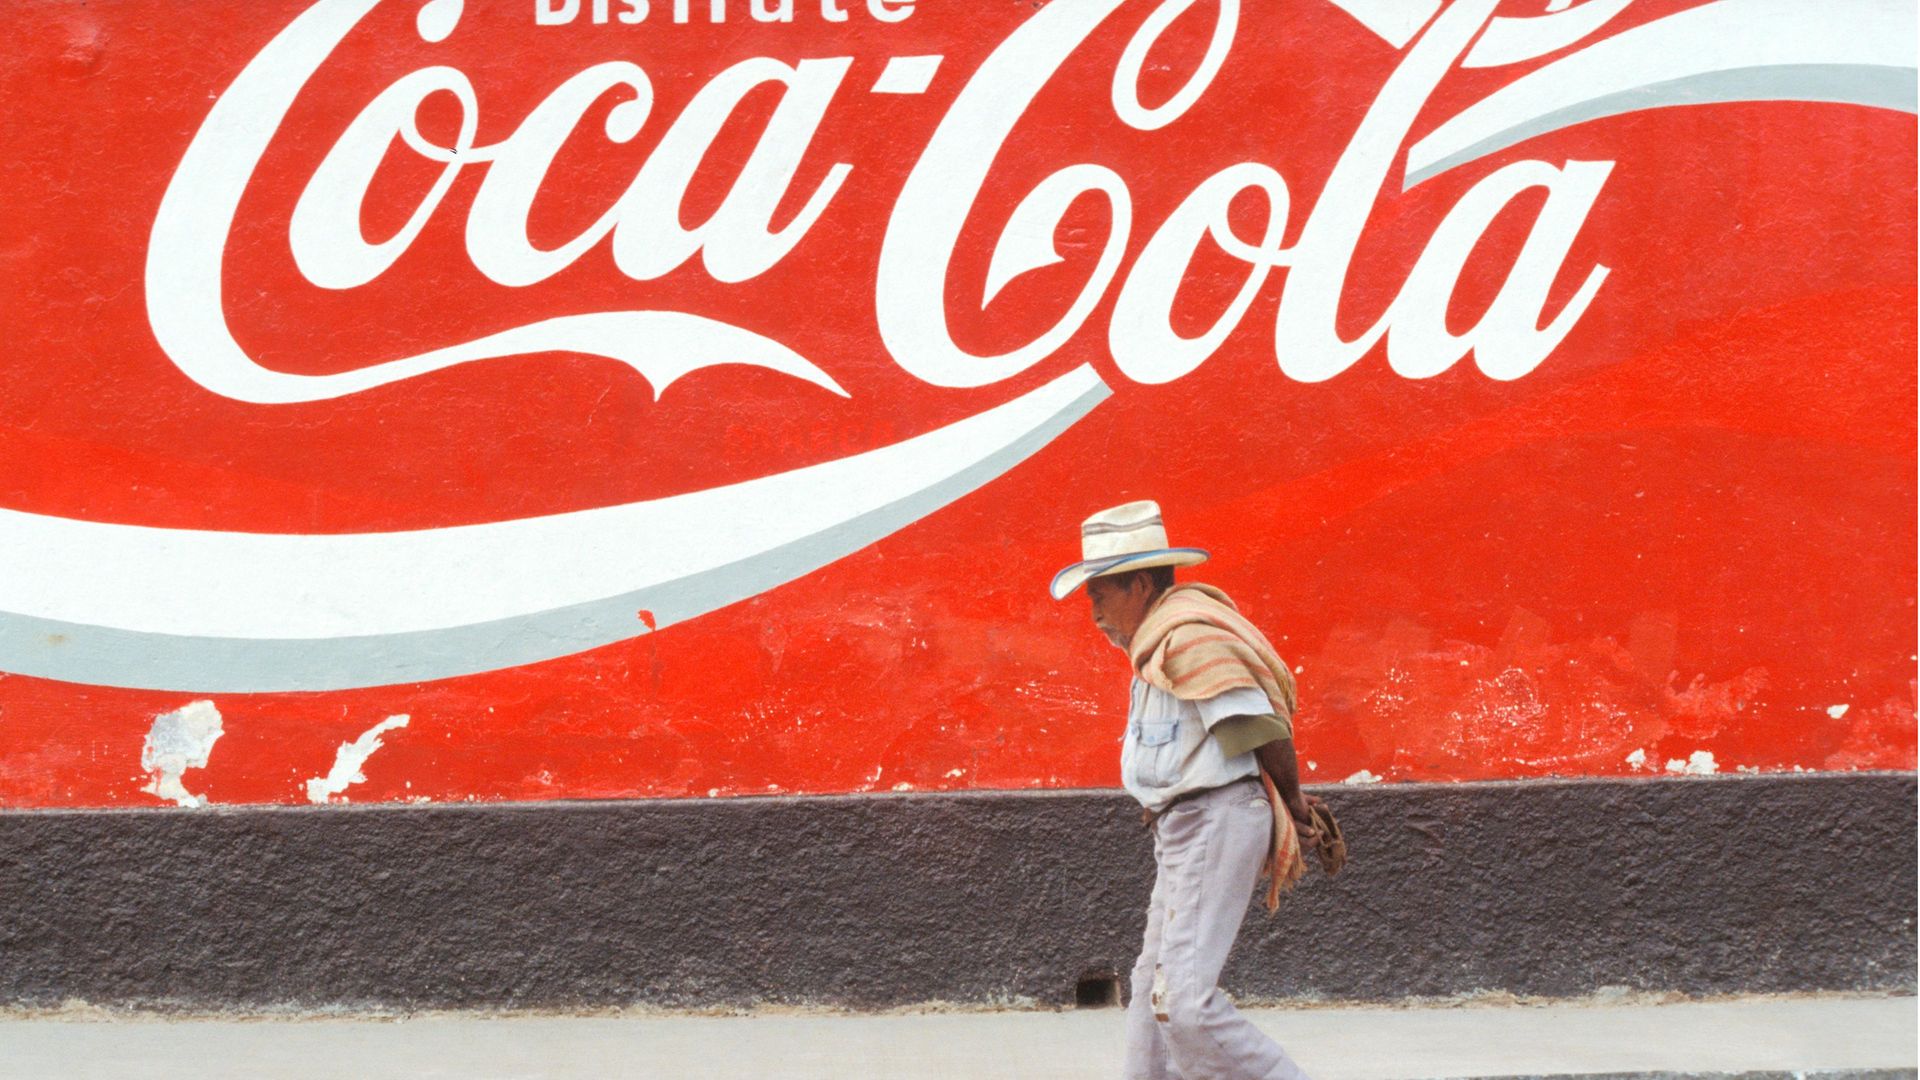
[{"x1": 1254, "y1": 737, "x2": 1308, "y2": 814}]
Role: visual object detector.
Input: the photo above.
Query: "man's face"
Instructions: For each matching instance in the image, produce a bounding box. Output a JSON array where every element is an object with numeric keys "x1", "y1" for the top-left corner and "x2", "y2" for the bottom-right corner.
[{"x1": 1086, "y1": 574, "x2": 1150, "y2": 651}]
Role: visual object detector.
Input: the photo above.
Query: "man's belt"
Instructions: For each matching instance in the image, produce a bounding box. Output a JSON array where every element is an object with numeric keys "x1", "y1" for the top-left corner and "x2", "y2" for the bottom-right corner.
[{"x1": 1138, "y1": 776, "x2": 1258, "y2": 827}]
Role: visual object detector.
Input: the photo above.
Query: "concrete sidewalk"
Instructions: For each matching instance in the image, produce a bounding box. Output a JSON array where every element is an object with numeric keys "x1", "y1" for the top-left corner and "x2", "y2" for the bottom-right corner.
[{"x1": 1, "y1": 994, "x2": 1912, "y2": 1080}]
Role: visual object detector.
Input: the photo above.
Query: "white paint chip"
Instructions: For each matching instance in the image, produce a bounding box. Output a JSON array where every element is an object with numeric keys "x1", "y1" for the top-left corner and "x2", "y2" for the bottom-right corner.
[
  {"x1": 1342, "y1": 769, "x2": 1382, "y2": 785},
  {"x1": 1664, "y1": 750, "x2": 1718, "y2": 776},
  {"x1": 1625, "y1": 748, "x2": 1647, "y2": 768},
  {"x1": 304, "y1": 714, "x2": 409, "y2": 804},
  {"x1": 1826, "y1": 703, "x2": 1850, "y2": 719},
  {"x1": 141, "y1": 700, "x2": 224, "y2": 808}
]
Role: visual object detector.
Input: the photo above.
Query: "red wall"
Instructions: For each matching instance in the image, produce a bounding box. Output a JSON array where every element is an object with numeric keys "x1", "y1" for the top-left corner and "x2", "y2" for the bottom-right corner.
[{"x1": 1, "y1": 0, "x2": 1913, "y2": 807}]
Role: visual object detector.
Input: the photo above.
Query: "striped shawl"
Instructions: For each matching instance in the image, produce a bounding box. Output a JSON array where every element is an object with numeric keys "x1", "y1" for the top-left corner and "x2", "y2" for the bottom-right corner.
[{"x1": 1129, "y1": 583, "x2": 1306, "y2": 911}]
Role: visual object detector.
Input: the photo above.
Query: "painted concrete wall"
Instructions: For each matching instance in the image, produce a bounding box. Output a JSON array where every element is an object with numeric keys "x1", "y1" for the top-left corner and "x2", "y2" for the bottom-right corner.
[{"x1": 1, "y1": 0, "x2": 1914, "y2": 808}]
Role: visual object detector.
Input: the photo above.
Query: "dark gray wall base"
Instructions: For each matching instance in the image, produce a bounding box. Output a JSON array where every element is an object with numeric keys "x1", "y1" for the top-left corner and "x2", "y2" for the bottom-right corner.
[{"x1": 1, "y1": 773, "x2": 1913, "y2": 1011}]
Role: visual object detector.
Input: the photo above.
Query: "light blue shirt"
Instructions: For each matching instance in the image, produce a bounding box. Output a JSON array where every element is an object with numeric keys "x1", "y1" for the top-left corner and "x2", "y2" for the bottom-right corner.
[{"x1": 1120, "y1": 679, "x2": 1270, "y2": 813}]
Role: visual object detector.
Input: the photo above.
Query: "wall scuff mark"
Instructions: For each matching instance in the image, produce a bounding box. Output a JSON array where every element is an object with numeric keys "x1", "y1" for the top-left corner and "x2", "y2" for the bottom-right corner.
[
  {"x1": 305, "y1": 715, "x2": 410, "y2": 804},
  {"x1": 140, "y1": 700, "x2": 223, "y2": 808}
]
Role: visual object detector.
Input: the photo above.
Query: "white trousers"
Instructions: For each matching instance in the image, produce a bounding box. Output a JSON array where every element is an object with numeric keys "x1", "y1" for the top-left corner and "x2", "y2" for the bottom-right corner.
[{"x1": 1123, "y1": 778, "x2": 1313, "y2": 1080}]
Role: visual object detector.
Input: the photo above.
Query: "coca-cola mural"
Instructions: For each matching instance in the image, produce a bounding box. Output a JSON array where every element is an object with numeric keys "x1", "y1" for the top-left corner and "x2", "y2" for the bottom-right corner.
[{"x1": 0, "y1": 0, "x2": 1912, "y2": 807}]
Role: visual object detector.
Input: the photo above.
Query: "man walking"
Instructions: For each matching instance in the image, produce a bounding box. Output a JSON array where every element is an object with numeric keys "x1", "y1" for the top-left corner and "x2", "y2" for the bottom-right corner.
[{"x1": 1051, "y1": 500, "x2": 1333, "y2": 1080}]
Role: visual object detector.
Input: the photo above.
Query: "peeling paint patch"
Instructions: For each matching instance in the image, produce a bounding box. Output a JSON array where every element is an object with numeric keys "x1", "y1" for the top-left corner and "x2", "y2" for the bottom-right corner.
[
  {"x1": 140, "y1": 700, "x2": 223, "y2": 808},
  {"x1": 1827, "y1": 703, "x2": 1850, "y2": 719},
  {"x1": 1343, "y1": 769, "x2": 1382, "y2": 785},
  {"x1": 304, "y1": 714, "x2": 409, "y2": 804},
  {"x1": 1625, "y1": 748, "x2": 1647, "y2": 769},
  {"x1": 1664, "y1": 750, "x2": 1718, "y2": 776}
]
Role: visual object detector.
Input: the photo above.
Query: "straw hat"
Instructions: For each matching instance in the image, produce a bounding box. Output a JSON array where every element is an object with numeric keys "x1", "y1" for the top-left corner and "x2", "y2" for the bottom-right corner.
[{"x1": 1048, "y1": 500, "x2": 1209, "y2": 600}]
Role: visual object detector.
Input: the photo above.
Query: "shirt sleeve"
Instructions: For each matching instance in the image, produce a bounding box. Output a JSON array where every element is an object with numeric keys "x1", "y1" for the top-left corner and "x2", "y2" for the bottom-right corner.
[
  {"x1": 1195, "y1": 686, "x2": 1276, "y2": 729},
  {"x1": 1210, "y1": 713, "x2": 1293, "y2": 759},
  {"x1": 1196, "y1": 686, "x2": 1291, "y2": 759}
]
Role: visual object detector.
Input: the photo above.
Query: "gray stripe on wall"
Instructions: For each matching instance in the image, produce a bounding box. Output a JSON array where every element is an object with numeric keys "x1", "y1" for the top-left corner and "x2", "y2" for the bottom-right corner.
[{"x1": 0, "y1": 772, "x2": 1911, "y2": 1011}]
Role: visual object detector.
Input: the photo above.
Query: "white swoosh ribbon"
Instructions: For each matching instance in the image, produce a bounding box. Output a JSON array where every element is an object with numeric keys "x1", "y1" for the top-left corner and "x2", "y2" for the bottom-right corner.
[
  {"x1": 0, "y1": 367, "x2": 1110, "y2": 692},
  {"x1": 1405, "y1": 0, "x2": 1918, "y2": 188}
]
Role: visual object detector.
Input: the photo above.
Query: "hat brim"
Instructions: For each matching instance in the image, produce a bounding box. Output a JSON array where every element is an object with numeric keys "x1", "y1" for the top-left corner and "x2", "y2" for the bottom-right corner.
[{"x1": 1049, "y1": 548, "x2": 1209, "y2": 601}]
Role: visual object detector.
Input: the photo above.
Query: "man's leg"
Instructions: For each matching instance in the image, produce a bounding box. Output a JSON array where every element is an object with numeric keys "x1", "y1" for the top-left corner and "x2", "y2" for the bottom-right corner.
[
  {"x1": 1154, "y1": 782, "x2": 1313, "y2": 1080},
  {"x1": 1123, "y1": 828, "x2": 1174, "y2": 1080}
]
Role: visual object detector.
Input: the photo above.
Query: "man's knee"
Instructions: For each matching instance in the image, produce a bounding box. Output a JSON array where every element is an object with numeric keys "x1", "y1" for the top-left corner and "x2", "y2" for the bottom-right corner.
[
  {"x1": 1128, "y1": 960, "x2": 1157, "y2": 1013},
  {"x1": 1129, "y1": 948, "x2": 1157, "y2": 986},
  {"x1": 1157, "y1": 983, "x2": 1216, "y2": 1046},
  {"x1": 1129, "y1": 968, "x2": 1151, "y2": 1001}
]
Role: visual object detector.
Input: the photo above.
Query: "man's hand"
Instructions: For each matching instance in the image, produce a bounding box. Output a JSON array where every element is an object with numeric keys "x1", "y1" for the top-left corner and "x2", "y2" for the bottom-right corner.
[{"x1": 1284, "y1": 792, "x2": 1325, "y2": 841}]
